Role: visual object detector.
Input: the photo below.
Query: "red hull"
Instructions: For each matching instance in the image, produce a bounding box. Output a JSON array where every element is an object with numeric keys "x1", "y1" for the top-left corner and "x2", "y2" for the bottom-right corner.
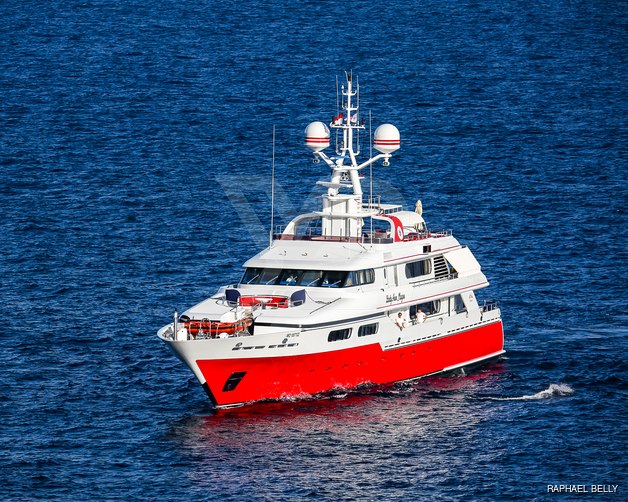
[{"x1": 197, "y1": 321, "x2": 504, "y2": 407}]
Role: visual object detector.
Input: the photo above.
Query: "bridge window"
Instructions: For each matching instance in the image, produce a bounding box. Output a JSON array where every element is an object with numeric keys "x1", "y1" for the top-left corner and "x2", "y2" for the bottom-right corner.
[
  {"x1": 321, "y1": 270, "x2": 347, "y2": 288},
  {"x1": 240, "y1": 268, "x2": 375, "y2": 288},
  {"x1": 299, "y1": 270, "x2": 323, "y2": 287},
  {"x1": 358, "y1": 323, "x2": 379, "y2": 337},
  {"x1": 259, "y1": 268, "x2": 281, "y2": 284},
  {"x1": 328, "y1": 328, "x2": 352, "y2": 342},
  {"x1": 278, "y1": 269, "x2": 301, "y2": 286},
  {"x1": 242, "y1": 268, "x2": 262, "y2": 284}
]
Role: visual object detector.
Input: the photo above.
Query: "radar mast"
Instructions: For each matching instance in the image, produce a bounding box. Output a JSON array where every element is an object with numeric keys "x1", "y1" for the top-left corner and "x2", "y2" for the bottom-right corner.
[{"x1": 303, "y1": 72, "x2": 401, "y2": 239}]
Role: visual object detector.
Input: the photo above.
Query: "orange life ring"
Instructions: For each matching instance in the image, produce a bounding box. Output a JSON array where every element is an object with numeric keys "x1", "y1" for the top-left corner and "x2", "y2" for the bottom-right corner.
[{"x1": 184, "y1": 318, "x2": 252, "y2": 338}]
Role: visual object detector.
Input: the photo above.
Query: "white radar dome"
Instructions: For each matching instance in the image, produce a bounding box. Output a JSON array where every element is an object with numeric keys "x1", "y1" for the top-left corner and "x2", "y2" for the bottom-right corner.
[
  {"x1": 374, "y1": 123, "x2": 400, "y2": 154},
  {"x1": 305, "y1": 121, "x2": 330, "y2": 152}
]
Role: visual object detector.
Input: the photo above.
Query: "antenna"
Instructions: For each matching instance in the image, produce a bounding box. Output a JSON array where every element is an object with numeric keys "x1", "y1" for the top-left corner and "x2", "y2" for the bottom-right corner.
[
  {"x1": 369, "y1": 109, "x2": 373, "y2": 243},
  {"x1": 356, "y1": 75, "x2": 360, "y2": 155},
  {"x1": 334, "y1": 75, "x2": 341, "y2": 156},
  {"x1": 270, "y1": 125, "x2": 275, "y2": 247},
  {"x1": 335, "y1": 75, "x2": 339, "y2": 115}
]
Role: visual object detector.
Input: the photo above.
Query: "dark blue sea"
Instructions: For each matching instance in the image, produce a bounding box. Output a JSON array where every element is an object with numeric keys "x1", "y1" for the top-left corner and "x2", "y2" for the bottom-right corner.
[{"x1": 1, "y1": 0, "x2": 626, "y2": 500}]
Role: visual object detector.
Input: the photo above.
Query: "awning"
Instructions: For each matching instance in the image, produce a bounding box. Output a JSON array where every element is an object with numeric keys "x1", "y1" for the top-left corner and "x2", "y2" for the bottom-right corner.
[{"x1": 444, "y1": 247, "x2": 482, "y2": 278}]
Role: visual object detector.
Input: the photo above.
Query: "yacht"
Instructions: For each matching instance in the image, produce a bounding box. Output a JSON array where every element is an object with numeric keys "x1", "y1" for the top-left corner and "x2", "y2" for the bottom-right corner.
[{"x1": 158, "y1": 73, "x2": 504, "y2": 408}]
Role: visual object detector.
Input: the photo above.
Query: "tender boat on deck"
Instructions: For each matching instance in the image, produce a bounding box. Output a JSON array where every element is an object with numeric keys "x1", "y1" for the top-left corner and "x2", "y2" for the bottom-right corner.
[{"x1": 158, "y1": 73, "x2": 504, "y2": 409}]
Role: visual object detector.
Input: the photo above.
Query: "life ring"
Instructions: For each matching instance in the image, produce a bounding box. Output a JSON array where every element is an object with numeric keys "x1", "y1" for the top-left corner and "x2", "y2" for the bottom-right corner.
[{"x1": 184, "y1": 318, "x2": 252, "y2": 338}]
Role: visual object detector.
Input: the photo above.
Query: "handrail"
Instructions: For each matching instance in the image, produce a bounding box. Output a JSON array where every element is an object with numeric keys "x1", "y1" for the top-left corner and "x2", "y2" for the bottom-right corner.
[
  {"x1": 480, "y1": 300, "x2": 499, "y2": 312},
  {"x1": 273, "y1": 234, "x2": 393, "y2": 244},
  {"x1": 220, "y1": 295, "x2": 304, "y2": 310},
  {"x1": 411, "y1": 272, "x2": 458, "y2": 287},
  {"x1": 185, "y1": 317, "x2": 254, "y2": 340},
  {"x1": 273, "y1": 228, "x2": 451, "y2": 243}
]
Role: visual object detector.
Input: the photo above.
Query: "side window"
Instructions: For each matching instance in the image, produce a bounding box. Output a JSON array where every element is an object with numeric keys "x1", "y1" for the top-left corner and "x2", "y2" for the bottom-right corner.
[
  {"x1": 405, "y1": 259, "x2": 432, "y2": 279},
  {"x1": 360, "y1": 269, "x2": 375, "y2": 285},
  {"x1": 410, "y1": 301, "x2": 441, "y2": 317},
  {"x1": 358, "y1": 323, "x2": 378, "y2": 337},
  {"x1": 453, "y1": 295, "x2": 466, "y2": 313},
  {"x1": 345, "y1": 269, "x2": 375, "y2": 287},
  {"x1": 328, "y1": 328, "x2": 352, "y2": 342}
]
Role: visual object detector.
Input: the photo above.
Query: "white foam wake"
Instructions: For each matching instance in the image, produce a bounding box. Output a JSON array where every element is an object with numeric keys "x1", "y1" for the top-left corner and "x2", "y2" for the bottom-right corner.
[{"x1": 490, "y1": 383, "x2": 574, "y2": 401}]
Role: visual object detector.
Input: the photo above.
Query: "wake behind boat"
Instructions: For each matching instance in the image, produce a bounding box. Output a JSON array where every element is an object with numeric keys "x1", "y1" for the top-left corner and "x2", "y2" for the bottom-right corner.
[{"x1": 158, "y1": 73, "x2": 505, "y2": 409}]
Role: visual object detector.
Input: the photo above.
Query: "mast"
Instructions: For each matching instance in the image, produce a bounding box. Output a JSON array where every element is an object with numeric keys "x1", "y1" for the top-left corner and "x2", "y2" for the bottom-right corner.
[
  {"x1": 269, "y1": 125, "x2": 275, "y2": 247},
  {"x1": 303, "y1": 73, "x2": 401, "y2": 239}
]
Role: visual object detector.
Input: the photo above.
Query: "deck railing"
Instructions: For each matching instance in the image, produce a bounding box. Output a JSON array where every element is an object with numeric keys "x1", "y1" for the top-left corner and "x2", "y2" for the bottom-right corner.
[
  {"x1": 273, "y1": 229, "x2": 451, "y2": 244},
  {"x1": 410, "y1": 272, "x2": 458, "y2": 288},
  {"x1": 481, "y1": 300, "x2": 499, "y2": 312}
]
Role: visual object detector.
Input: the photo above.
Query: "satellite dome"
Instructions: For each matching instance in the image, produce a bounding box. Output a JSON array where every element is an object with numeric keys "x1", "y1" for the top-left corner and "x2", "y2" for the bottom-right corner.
[
  {"x1": 374, "y1": 124, "x2": 400, "y2": 154},
  {"x1": 305, "y1": 121, "x2": 330, "y2": 152}
]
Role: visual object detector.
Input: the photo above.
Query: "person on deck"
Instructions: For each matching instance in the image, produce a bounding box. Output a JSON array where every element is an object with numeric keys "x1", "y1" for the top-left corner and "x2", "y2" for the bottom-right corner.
[
  {"x1": 394, "y1": 311, "x2": 407, "y2": 331},
  {"x1": 415, "y1": 308, "x2": 426, "y2": 324}
]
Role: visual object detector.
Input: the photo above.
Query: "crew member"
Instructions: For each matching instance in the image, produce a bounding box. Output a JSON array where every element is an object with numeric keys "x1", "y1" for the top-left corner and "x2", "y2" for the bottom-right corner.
[{"x1": 394, "y1": 311, "x2": 407, "y2": 331}]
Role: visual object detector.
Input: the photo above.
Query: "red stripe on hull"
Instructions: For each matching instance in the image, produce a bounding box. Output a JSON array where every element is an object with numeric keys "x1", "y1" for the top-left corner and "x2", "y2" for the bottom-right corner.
[{"x1": 196, "y1": 321, "x2": 503, "y2": 407}]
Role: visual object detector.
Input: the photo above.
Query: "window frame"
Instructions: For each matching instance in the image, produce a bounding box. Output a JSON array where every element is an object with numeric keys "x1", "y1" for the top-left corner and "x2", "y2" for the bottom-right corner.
[
  {"x1": 320, "y1": 270, "x2": 348, "y2": 288},
  {"x1": 278, "y1": 269, "x2": 302, "y2": 286},
  {"x1": 410, "y1": 300, "x2": 441, "y2": 317},
  {"x1": 298, "y1": 270, "x2": 323, "y2": 287},
  {"x1": 328, "y1": 328, "x2": 352, "y2": 342},
  {"x1": 241, "y1": 267, "x2": 262, "y2": 284},
  {"x1": 358, "y1": 323, "x2": 379, "y2": 337},
  {"x1": 405, "y1": 259, "x2": 432, "y2": 279}
]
